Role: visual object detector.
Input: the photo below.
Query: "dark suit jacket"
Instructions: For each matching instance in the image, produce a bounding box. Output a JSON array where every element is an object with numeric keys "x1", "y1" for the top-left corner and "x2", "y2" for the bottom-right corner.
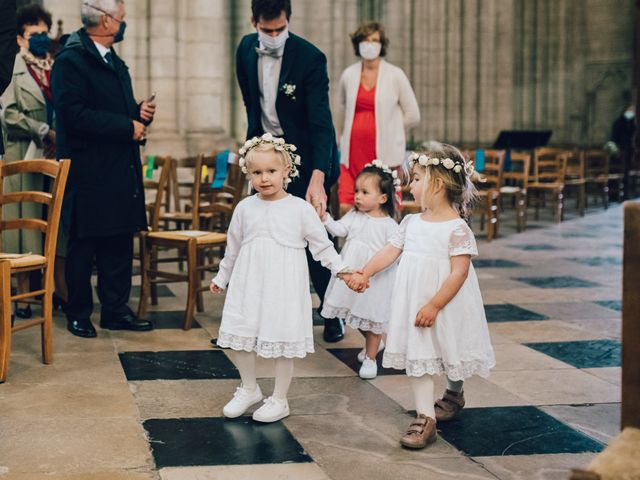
[
  {"x1": 236, "y1": 32, "x2": 339, "y2": 197},
  {"x1": 51, "y1": 29, "x2": 147, "y2": 238},
  {"x1": 0, "y1": 0, "x2": 17, "y2": 154}
]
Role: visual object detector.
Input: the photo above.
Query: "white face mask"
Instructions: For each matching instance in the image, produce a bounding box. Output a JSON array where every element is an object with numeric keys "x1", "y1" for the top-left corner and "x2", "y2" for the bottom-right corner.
[
  {"x1": 624, "y1": 110, "x2": 635, "y2": 120},
  {"x1": 258, "y1": 25, "x2": 289, "y2": 51},
  {"x1": 359, "y1": 41, "x2": 382, "y2": 60}
]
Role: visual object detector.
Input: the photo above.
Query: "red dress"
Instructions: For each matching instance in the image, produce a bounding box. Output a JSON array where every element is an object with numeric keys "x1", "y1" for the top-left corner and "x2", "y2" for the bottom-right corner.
[{"x1": 338, "y1": 83, "x2": 376, "y2": 205}]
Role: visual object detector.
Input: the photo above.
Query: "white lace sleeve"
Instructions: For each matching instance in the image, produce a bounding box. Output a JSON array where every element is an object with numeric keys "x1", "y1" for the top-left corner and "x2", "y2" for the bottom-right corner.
[
  {"x1": 389, "y1": 214, "x2": 412, "y2": 249},
  {"x1": 448, "y1": 222, "x2": 478, "y2": 257}
]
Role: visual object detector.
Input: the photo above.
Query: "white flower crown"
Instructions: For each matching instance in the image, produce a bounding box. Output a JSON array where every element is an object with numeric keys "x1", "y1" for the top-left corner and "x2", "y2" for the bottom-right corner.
[
  {"x1": 364, "y1": 159, "x2": 402, "y2": 192},
  {"x1": 408, "y1": 152, "x2": 475, "y2": 176},
  {"x1": 238, "y1": 133, "x2": 301, "y2": 185}
]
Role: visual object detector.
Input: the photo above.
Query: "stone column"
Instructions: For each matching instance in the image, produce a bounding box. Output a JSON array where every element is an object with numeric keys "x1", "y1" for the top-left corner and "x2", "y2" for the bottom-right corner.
[{"x1": 183, "y1": 0, "x2": 234, "y2": 155}]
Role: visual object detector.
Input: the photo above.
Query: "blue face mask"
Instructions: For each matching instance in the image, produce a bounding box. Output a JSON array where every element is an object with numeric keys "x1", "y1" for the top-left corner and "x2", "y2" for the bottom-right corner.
[
  {"x1": 28, "y1": 33, "x2": 51, "y2": 57},
  {"x1": 113, "y1": 20, "x2": 126, "y2": 43}
]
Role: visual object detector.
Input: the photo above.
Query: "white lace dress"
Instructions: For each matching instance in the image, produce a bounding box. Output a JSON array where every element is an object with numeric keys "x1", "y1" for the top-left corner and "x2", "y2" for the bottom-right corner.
[
  {"x1": 382, "y1": 215, "x2": 495, "y2": 379},
  {"x1": 212, "y1": 195, "x2": 346, "y2": 358},
  {"x1": 321, "y1": 210, "x2": 398, "y2": 334}
]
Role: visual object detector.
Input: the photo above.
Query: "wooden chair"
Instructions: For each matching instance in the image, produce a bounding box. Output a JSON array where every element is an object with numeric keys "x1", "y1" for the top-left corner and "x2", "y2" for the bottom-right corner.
[
  {"x1": 500, "y1": 151, "x2": 530, "y2": 232},
  {"x1": 560, "y1": 150, "x2": 586, "y2": 216},
  {"x1": 470, "y1": 149, "x2": 504, "y2": 241},
  {"x1": 0, "y1": 159, "x2": 70, "y2": 382},
  {"x1": 137, "y1": 153, "x2": 227, "y2": 330},
  {"x1": 528, "y1": 147, "x2": 567, "y2": 222},
  {"x1": 143, "y1": 156, "x2": 175, "y2": 232},
  {"x1": 204, "y1": 160, "x2": 248, "y2": 231},
  {"x1": 584, "y1": 149, "x2": 611, "y2": 209}
]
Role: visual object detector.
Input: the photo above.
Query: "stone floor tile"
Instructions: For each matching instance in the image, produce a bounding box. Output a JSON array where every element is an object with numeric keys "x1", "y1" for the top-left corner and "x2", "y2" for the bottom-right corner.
[
  {"x1": 582, "y1": 367, "x2": 621, "y2": 386},
  {"x1": 488, "y1": 320, "x2": 613, "y2": 343},
  {"x1": 5, "y1": 351, "x2": 126, "y2": 385},
  {"x1": 487, "y1": 369, "x2": 621, "y2": 405},
  {"x1": 492, "y1": 343, "x2": 575, "y2": 371},
  {"x1": 369, "y1": 374, "x2": 529, "y2": 410},
  {"x1": 474, "y1": 453, "x2": 598, "y2": 480},
  {"x1": 0, "y1": 381, "x2": 137, "y2": 418},
  {"x1": 0, "y1": 471, "x2": 158, "y2": 480},
  {"x1": 111, "y1": 328, "x2": 214, "y2": 353},
  {"x1": 0, "y1": 418, "x2": 153, "y2": 474},
  {"x1": 159, "y1": 464, "x2": 330, "y2": 480},
  {"x1": 540, "y1": 403, "x2": 621, "y2": 444}
]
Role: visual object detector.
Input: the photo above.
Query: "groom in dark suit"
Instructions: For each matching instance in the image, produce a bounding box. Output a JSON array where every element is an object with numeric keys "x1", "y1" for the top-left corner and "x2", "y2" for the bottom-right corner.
[{"x1": 235, "y1": 0, "x2": 344, "y2": 342}]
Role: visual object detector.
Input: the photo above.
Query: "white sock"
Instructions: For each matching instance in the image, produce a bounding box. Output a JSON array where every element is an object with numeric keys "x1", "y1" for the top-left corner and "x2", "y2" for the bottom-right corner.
[
  {"x1": 273, "y1": 357, "x2": 294, "y2": 401},
  {"x1": 409, "y1": 374, "x2": 435, "y2": 418},
  {"x1": 447, "y1": 379, "x2": 464, "y2": 393},
  {"x1": 232, "y1": 351, "x2": 257, "y2": 391}
]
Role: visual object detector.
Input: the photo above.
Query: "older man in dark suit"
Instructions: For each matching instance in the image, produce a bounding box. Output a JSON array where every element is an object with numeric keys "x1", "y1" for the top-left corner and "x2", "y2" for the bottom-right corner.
[
  {"x1": 0, "y1": 0, "x2": 17, "y2": 155},
  {"x1": 52, "y1": 0, "x2": 156, "y2": 337},
  {"x1": 235, "y1": 0, "x2": 344, "y2": 342}
]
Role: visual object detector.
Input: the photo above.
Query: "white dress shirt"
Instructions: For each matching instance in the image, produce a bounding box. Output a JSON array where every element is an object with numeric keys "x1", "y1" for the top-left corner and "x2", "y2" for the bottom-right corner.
[
  {"x1": 257, "y1": 41, "x2": 285, "y2": 136},
  {"x1": 93, "y1": 41, "x2": 110, "y2": 63}
]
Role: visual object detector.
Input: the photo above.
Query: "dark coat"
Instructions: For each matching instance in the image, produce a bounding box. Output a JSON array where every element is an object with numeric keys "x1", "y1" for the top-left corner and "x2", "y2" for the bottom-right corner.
[
  {"x1": 51, "y1": 29, "x2": 147, "y2": 238},
  {"x1": 235, "y1": 32, "x2": 339, "y2": 197},
  {"x1": 0, "y1": 0, "x2": 17, "y2": 154}
]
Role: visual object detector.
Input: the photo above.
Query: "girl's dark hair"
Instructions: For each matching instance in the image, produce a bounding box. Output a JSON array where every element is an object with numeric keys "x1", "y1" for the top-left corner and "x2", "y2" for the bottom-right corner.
[
  {"x1": 251, "y1": 0, "x2": 291, "y2": 22},
  {"x1": 356, "y1": 165, "x2": 397, "y2": 219},
  {"x1": 350, "y1": 21, "x2": 389, "y2": 57},
  {"x1": 17, "y1": 4, "x2": 52, "y2": 36}
]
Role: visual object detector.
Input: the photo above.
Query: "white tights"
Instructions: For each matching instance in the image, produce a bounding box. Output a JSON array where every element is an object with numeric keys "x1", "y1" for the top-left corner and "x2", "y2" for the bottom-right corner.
[
  {"x1": 410, "y1": 374, "x2": 435, "y2": 419},
  {"x1": 233, "y1": 351, "x2": 294, "y2": 401}
]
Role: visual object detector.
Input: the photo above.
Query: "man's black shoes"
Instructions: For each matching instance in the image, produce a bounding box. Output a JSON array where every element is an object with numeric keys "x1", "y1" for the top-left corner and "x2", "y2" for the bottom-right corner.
[
  {"x1": 67, "y1": 319, "x2": 97, "y2": 338},
  {"x1": 323, "y1": 317, "x2": 344, "y2": 343},
  {"x1": 100, "y1": 311, "x2": 154, "y2": 331}
]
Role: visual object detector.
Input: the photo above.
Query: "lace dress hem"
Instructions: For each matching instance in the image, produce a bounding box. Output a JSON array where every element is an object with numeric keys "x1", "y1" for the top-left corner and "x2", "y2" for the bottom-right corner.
[
  {"x1": 217, "y1": 331, "x2": 314, "y2": 358},
  {"x1": 382, "y1": 352, "x2": 495, "y2": 380}
]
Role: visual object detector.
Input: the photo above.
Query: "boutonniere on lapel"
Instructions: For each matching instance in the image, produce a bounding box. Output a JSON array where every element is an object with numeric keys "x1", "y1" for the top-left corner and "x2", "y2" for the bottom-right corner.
[{"x1": 280, "y1": 83, "x2": 297, "y2": 101}]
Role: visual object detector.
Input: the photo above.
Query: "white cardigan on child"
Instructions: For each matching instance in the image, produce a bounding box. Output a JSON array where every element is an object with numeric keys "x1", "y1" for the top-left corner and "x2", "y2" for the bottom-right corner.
[{"x1": 337, "y1": 59, "x2": 420, "y2": 168}]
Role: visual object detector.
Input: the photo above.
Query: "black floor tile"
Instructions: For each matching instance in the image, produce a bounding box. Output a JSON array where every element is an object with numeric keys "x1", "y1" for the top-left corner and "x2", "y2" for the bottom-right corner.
[
  {"x1": 474, "y1": 259, "x2": 524, "y2": 268},
  {"x1": 508, "y1": 244, "x2": 558, "y2": 251},
  {"x1": 524, "y1": 339, "x2": 621, "y2": 368},
  {"x1": 514, "y1": 276, "x2": 600, "y2": 288},
  {"x1": 144, "y1": 417, "x2": 312, "y2": 468},
  {"x1": 437, "y1": 406, "x2": 604, "y2": 456},
  {"x1": 119, "y1": 350, "x2": 239, "y2": 380},
  {"x1": 570, "y1": 257, "x2": 622, "y2": 267},
  {"x1": 140, "y1": 310, "x2": 200, "y2": 329},
  {"x1": 555, "y1": 232, "x2": 598, "y2": 238},
  {"x1": 327, "y1": 347, "x2": 404, "y2": 375},
  {"x1": 594, "y1": 300, "x2": 622, "y2": 311},
  {"x1": 484, "y1": 304, "x2": 549, "y2": 322}
]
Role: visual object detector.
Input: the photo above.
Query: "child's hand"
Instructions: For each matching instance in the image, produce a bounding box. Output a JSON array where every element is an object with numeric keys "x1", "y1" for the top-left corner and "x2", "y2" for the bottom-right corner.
[
  {"x1": 347, "y1": 272, "x2": 369, "y2": 292},
  {"x1": 415, "y1": 302, "x2": 440, "y2": 328},
  {"x1": 210, "y1": 282, "x2": 224, "y2": 294}
]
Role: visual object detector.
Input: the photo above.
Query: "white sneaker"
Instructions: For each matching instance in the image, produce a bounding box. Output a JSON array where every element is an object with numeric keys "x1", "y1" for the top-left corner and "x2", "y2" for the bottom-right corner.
[
  {"x1": 359, "y1": 357, "x2": 378, "y2": 379},
  {"x1": 223, "y1": 384, "x2": 263, "y2": 418},
  {"x1": 357, "y1": 340, "x2": 385, "y2": 363},
  {"x1": 252, "y1": 396, "x2": 290, "y2": 423}
]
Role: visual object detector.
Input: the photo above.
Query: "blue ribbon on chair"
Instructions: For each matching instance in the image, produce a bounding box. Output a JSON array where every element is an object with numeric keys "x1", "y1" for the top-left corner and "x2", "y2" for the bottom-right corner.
[
  {"x1": 212, "y1": 150, "x2": 230, "y2": 188},
  {"x1": 475, "y1": 149, "x2": 485, "y2": 172}
]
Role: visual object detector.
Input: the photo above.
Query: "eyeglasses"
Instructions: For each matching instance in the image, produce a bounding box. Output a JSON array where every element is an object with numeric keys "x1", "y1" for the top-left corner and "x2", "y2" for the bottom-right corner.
[{"x1": 83, "y1": 2, "x2": 123, "y2": 23}]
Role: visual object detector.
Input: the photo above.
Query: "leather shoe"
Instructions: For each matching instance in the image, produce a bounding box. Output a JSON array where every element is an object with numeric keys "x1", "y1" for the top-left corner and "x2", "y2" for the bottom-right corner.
[
  {"x1": 67, "y1": 319, "x2": 97, "y2": 338},
  {"x1": 323, "y1": 317, "x2": 344, "y2": 343},
  {"x1": 100, "y1": 311, "x2": 153, "y2": 331}
]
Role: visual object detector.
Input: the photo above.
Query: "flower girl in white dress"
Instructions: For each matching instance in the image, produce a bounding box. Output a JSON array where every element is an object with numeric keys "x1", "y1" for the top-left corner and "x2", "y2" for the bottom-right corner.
[
  {"x1": 211, "y1": 134, "x2": 351, "y2": 423},
  {"x1": 321, "y1": 160, "x2": 399, "y2": 379},
  {"x1": 348, "y1": 143, "x2": 495, "y2": 449}
]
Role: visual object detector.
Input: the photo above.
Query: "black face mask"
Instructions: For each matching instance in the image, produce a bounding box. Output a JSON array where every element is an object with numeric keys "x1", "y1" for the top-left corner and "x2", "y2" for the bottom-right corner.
[
  {"x1": 113, "y1": 20, "x2": 126, "y2": 43},
  {"x1": 28, "y1": 33, "x2": 51, "y2": 57}
]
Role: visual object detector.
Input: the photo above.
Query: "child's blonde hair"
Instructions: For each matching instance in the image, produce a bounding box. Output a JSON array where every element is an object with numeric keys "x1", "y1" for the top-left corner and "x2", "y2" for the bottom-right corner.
[
  {"x1": 410, "y1": 142, "x2": 477, "y2": 220},
  {"x1": 243, "y1": 142, "x2": 292, "y2": 173}
]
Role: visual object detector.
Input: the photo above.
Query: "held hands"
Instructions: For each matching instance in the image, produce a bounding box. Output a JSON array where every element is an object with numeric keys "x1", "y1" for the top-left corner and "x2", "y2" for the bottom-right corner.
[
  {"x1": 346, "y1": 271, "x2": 370, "y2": 292},
  {"x1": 415, "y1": 302, "x2": 440, "y2": 328},
  {"x1": 209, "y1": 282, "x2": 224, "y2": 294}
]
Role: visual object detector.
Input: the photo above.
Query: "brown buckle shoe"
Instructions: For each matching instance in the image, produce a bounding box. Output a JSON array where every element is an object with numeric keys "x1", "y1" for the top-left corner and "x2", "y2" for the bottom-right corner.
[
  {"x1": 400, "y1": 414, "x2": 437, "y2": 449},
  {"x1": 434, "y1": 389, "x2": 465, "y2": 422}
]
